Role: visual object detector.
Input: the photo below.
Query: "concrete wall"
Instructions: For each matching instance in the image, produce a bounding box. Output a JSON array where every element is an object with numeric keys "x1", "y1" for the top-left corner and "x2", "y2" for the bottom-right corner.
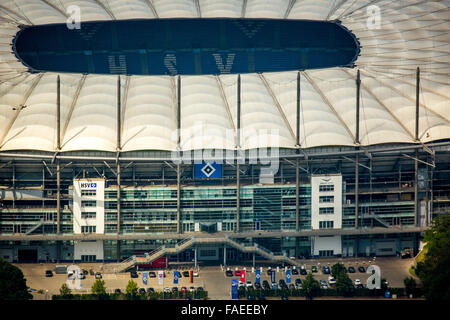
[
  {"x1": 311, "y1": 174, "x2": 342, "y2": 230},
  {"x1": 73, "y1": 179, "x2": 105, "y2": 234},
  {"x1": 74, "y1": 240, "x2": 104, "y2": 261}
]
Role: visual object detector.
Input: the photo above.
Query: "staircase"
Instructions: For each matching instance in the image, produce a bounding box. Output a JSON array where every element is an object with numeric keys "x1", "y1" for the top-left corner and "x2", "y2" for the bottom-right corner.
[
  {"x1": 103, "y1": 235, "x2": 300, "y2": 273},
  {"x1": 25, "y1": 219, "x2": 55, "y2": 235}
]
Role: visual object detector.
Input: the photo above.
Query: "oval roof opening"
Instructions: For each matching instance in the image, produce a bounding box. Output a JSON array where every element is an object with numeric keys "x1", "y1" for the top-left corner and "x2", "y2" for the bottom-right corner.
[{"x1": 14, "y1": 18, "x2": 360, "y2": 75}]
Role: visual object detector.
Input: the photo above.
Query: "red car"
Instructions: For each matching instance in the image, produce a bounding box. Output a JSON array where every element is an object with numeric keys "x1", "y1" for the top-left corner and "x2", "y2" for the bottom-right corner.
[
  {"x1": 235, "y1": 270, "x2": 243, "y2": 276},
  {"x1": 181, "y1": 286, "x2": 187, "y2": 292}
]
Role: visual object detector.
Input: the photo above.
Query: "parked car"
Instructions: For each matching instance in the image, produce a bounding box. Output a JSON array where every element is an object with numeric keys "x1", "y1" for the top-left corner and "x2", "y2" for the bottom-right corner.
[
  {"x1": 196, "y1": 287, "x2": 204, "y2": 292},
  {"x1": 320, "y1": 280, "x2": 328, "y2": 289},
  {"x1": 358, "y1": 266, "x2": 366, "y2": 273},
  {"x1": 181, "y1": 286, "x2": 187, "y2": 292},
  {"x1": 311, "y1": 266, "x2": 318, "y2": 273},
  {"x1": 254, "y1": 282, "x2": 261, "y2": 290},
  {"x1": 189, "y1": 286, "x2": 195, "y2": 292},
  {"x1": 300, "y1": 266, "x2": 307, "y2": 275},
  {"x1": 288, "y1": 284, "x2": 295, "y2": 290},
  {"x1": 79, "y1": 273, "x2": 86, "y2": 280},
  {"x1": 89, "y1": 269, "x2": 94, "y2": 276},
  {"x1": 163, "y1": 287, "x2": 171, "y2": 293},
  {"x1": 354, "y1": 279, "x2": 361, "y2": 286},
  {"x1": 323, "y1": 266, "x2": 330, "y2": 274},
  {"x1": 262, "y1": 280, "x2": 270, "y2": 290},
  {"x1": 238, "y1": 281, "x2": 245, "y2": 288},
  {"x1": 139, "y1": 288, "x2": 146, "y2": 294},
  {"x1": 114, "y1": 289, "x2": 121, "y2": 294},
  {"x1": 147, "y1": 287, "x2": 154, "y2": 293},
  {"x1": 291, "y1": 268, "x2": 299, "y2": 275},
  {"x1": 45, "y1": 270, "x2": 53, "y2": 277},
  {"x1": 271, "y1": 283, "x2": 278, "y2": 290},
  {"x1": 295, "y1": 278, "x2": 302, "y2": 289},
  {"x1": 149, "y1": 271, "x2": 156, "y2": 278},
  {"x1": 82, "y1": 269, "x2": 88, "y2": 275},
  {"x1": 225, "y1": 270, "x2": 234, "y2": 277},
  {"x1": 246, "y1": 281, "x2": 253, "y2": 288},
  {"x1": 328, "y1": 276, "x2": 336, "y2": 285},
  {"x1": 130, "y1": 271, "x2": 138, "y2": 278},
  {"x1": 193, "y1": 272, "x2": 199, "y2": 277},
  {"x1": 348, "y1": 266, "x2": 356, "y2": 273},
  {"x1": 95, "y1": 272, "x2": 102, "y2": 279},
  {"x1": 171, "y1": 287, "x2": 178, "y2": 292}
]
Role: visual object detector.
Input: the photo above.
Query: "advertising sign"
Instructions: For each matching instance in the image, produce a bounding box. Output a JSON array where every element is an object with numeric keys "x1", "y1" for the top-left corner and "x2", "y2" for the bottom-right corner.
[
  {"x1": 174, "y1": 271, "x2": 179, "y2": 284},
  {"x1": 231, "y1": 279, "x2": 238, "y2": 300},
  {"x1": 286, "y1": 269, "x2": 292, "y2": 283},
  {"x1": 255, "y1": 269, "x2": 261, "y2": 284},
  {"x1": 158, "y1": 271, "x2": 164, "y2": 285},
  {"x1": 240, "y1": 270, "x2": 246, "y2": 283},
  {"x1": 142, "y1": 272, "x2": 148, "y2": 285},
  {"x1": 270, "y1": 270, "x2": 276, "y2": 283}
]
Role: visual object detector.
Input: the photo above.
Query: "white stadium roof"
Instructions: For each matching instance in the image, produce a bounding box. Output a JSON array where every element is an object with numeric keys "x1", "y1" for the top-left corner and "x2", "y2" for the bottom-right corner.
[{"x1": 0, "y1": 0, "x2": 449, "y2": 152}]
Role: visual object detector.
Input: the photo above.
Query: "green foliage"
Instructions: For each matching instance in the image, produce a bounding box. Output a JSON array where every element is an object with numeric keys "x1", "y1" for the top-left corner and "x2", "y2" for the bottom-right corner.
[
  {"x1": 302, "y1": 273, "x2": 320, "y2": 299},
  {"x1": 59, "y1": 283, "x2": 72, "y2": 297},
  {"x1": 335, "y1": 271, "x2": 354, "y2": 296},
  {"x1": 91, "y1": 279, "x2": 107, "y2": 296},
  {"x1": 416, "y1": 213, "x2": 450, "y2": 300},
  {"x1": 403, "y1": 277, "x2": 416, "y2": 296},
  {"x1": 0, "y1": 258, "x2": 33, "y2": 300},
  {"x1": 331, "y1": 263, "x2": 346, "y2": 278},
  {"x1": 125, "y1": 279, "x2": 138, "y2": 296}
]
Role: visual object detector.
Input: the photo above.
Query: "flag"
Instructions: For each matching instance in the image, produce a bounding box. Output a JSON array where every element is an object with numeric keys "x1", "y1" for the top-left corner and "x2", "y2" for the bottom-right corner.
[
  {"x1": 255, "y1": 269, "x2": 261, "y2": 284},
  {"x1": 142, "y1": 272, "x2": 148, "y2": 285},
  {"x1": 174, "y1": 270, "x2": 179, "y2": 284},
  {"x1": 189, "y1": 270, "x2": 193, "y2": 283},
  {"x1": 158, "y1": 271, "x2": 164, "y2": 285},
  {"x1": 240, "y1": 270, "x2": 246, "y2": 283},
  {"x1": 270, "y1": 270, "x2": 276, "y2": 283},
  {"x1": 286, "y1": 269, "x2": 292, "y2": 283},
  {"x1": 231, "y1": 279, "x2": 238, "y2": 299}
]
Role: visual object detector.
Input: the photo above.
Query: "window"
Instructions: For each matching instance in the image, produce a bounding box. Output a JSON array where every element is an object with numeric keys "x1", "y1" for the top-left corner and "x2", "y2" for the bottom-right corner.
[
  {"x1": 81, "y1": 226, "x2": 96, "y2": 233},
  {"x1": 81, "y1": 190, "x2": 96, "y2": 197},
  {"x1": 319, "y1": 196, "x2": 334, "y2": 203},
  {"x1": 200, "y1": 250, "x2": 216, "y2": 257},
  {"x1": 81, "y1": 200, "x2": 96, "y2": 208},
  {"x1": 319, "y1": 221, "x2": 334, "y2": 229},
  {"x1": 81, "y1": 212, "x2": 96, "y2": 219},
  {"x1": 319, "y1": 184, "x2": 334, "y2": 192},
  {"x1": 319, "y1": 207, "x2": 334, "y2": 214}
]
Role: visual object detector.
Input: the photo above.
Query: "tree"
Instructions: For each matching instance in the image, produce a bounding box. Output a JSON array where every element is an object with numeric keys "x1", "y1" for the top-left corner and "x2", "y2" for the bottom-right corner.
[
  {"x1": 302, "y1": 273, "x2": 319, "y2": 299},
  {"x1": 335, "y1": 271, "x2": 353, "y2": 296},
  {"x1": 91, "y1": 279, "x2": 107, "y2": 296},
  {"x1": 59, "y1": 283, "x2": 72, "y2": 297},
  {"x1": 0, "y1": 258, "x2": 33, "y2": 300},
  {"x1": 416, "y1": 213, "x2": 450, "y2": 300},
  {"x1": 126, "y1": 279, "x2": 138, "y2": 297},
  {"x1": 331, "y1": 263, "x2": 346, "y2": 278},
  {"x1": 404, "y1": 277, "x2": 416, "y2": 297}
]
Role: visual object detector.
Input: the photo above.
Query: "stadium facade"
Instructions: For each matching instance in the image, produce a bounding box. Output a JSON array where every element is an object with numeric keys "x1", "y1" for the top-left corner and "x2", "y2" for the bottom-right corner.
[{"x1": 0, "y1": 0, "x2": 449, "y2": 267}]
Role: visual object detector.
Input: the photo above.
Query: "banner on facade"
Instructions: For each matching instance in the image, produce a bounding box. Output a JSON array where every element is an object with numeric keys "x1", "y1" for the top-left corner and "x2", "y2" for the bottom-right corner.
[{"x1": 158, "y1": 271, "x2": 164, "y2": 285}]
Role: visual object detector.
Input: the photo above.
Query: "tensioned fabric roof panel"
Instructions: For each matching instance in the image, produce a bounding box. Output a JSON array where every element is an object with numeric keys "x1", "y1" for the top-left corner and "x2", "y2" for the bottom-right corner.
[{"x1": 0, "y1": 0, "x2": 449, "y2": 153}]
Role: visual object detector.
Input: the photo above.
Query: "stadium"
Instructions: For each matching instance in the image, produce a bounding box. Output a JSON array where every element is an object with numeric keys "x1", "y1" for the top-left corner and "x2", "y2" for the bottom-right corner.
[{"x1": 0, "y1": 0, "x2": 449, "y2": 271}]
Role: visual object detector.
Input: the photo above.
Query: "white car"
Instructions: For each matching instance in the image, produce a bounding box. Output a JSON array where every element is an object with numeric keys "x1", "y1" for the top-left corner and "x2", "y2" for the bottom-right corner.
[
  {"x1": 328, "y1": 276, "x2": 336, "y2": 285},
  {"x1": 193, "y1": 272, "x2": 199, "y2": 277},
  {"x1": 238, "y1": 281, "x2": 245, "y2": 288},
  {"x1": 163, "y1": 287, "x2": 171, "y2": 293},
  {"x1": 246, "y1": 281, "x2": 253, "y2": 288},
  {"x1": 355, "y1": 279, "x2": 361, "y2": 286}
]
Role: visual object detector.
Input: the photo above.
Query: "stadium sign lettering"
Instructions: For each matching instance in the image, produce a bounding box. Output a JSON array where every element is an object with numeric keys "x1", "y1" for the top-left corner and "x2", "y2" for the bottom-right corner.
[{"x1": 80, "y1": 183, "x2": 97, "y2": 189}]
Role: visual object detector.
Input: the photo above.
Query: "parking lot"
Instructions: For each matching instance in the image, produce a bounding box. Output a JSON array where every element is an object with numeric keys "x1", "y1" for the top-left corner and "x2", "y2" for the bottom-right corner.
[{"x1": 16, "y1": 256, "x2": 416, "y2": 300}]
